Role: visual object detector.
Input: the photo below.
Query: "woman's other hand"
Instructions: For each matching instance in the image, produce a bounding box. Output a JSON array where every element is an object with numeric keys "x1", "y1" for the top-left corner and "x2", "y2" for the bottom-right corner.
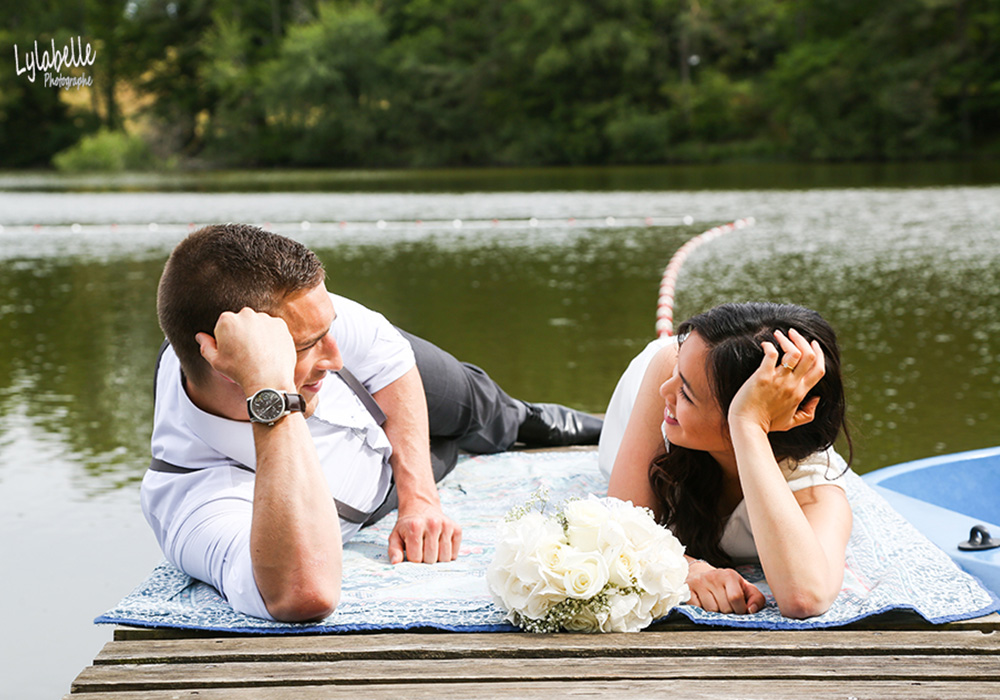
[{"x1": 685, "y1": 559, "x2": 766, "y2": 615}]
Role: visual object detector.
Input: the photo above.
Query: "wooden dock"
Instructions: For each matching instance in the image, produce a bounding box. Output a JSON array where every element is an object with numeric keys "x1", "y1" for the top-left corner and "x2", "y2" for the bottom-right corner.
[{"x1": 67, "y1": 614, "x2": 1000, "y2": 699}]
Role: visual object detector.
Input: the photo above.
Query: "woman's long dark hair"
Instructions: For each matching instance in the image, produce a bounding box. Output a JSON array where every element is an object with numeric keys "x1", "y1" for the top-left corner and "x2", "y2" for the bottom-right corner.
[{"x1": 648, "y1": 302, "x2": 851, "y2": 566}]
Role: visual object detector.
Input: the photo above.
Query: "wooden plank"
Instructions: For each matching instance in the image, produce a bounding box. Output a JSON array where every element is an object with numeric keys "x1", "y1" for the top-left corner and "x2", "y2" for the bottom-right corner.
[
  {"x1": 69, "y1": 654, "x2": 1000, "y2": 693},
  {"x1": 62, "y1": 679, "x2": 1000, "y2": 700},
  {"x1": 838, "y1": 612, "x2": 1000, "y2": 632},
  {"x1": 93, "y1": 630, "x2": 1000, "y2": 665}
]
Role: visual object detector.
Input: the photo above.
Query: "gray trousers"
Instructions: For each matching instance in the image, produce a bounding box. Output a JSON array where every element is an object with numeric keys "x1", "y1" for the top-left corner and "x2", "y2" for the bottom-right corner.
[{"x1": 362, "y1": 330, "x2": 526, "y2": 525}]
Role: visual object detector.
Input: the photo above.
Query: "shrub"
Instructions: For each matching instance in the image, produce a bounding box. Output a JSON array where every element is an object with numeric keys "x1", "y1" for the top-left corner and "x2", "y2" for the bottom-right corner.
[{"x1": 52, "y1": 129, "x2": 157, "y2": 172}]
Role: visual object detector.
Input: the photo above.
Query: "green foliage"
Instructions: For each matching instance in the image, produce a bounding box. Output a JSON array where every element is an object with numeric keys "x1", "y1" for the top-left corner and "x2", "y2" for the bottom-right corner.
[
  {"x1": 257, "y1": 2, "x2": 392, "y2": 166},
  {"x1": 605, "y1": 110, "x2": 673, "y2": 164},
  {"x1": 767, "y1": 0, "x2": 1000, "y2": 160},
  {"x1": 4, "y1": 0, "x2": 1000, "y2": 167},
  {"x1": 51, "y1": 128, "x2": 157, "y2": 172}
]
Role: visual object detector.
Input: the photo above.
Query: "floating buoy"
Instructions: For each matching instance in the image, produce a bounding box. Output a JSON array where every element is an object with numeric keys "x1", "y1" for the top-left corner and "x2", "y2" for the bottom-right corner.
[
  {"x1": 656, "y1": 218, "x2": 755, "y2": 337},
  {"x1": 14, "y1": 215, "x2": 709, "y2": 238}
]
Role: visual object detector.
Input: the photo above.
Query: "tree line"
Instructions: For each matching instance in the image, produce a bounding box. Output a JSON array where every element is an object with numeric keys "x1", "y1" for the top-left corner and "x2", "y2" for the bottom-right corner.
[{"x1": 2, "y1": 0, "x2": 997, "y2": 169}]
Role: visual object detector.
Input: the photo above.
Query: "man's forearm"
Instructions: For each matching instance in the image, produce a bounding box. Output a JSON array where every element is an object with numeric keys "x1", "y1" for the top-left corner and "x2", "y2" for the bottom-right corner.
[
  {"x1": 251, "y1": 414, "x2": 343, "y2": 621},
  {"x1": 373, "y1": 365, "x2": 461, "y2": 564},
  {"x1": 372, "y1": 366, "x2": 439, "y2": 509}
]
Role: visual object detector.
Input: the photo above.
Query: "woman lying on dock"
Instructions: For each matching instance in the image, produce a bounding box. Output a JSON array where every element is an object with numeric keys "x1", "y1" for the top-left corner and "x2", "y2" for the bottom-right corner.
[{"x1": 599, "y1": 302, "x2": 853, "y2": 619}]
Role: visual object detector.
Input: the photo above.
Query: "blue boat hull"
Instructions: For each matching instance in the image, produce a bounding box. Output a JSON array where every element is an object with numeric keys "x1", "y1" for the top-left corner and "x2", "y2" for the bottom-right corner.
[{"x1": 863, "y1": 446, "x2": 1000, "y2": 597}]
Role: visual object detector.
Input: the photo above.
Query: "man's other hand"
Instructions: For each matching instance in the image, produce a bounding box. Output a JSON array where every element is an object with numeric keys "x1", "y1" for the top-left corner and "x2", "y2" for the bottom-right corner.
[{"x1": 387, "y1": 502, "x2": 462, "y2": 565}]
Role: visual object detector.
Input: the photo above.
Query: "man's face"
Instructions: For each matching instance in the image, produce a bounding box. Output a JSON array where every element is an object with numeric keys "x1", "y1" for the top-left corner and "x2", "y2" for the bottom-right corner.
[{"x1": 275, "y1": 283, "x2": 343, "y2": 416}]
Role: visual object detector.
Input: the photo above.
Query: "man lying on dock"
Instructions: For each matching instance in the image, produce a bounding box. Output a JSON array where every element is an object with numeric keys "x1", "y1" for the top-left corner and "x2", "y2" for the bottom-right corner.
[{"x1": 140, "y1": 223, "x2": 602, "y2": 622}]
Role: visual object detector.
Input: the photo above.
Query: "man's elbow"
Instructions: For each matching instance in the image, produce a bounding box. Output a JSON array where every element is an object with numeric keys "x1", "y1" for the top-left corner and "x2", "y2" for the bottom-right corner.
[{"x1": 266, "y1": 582, "x2": 341, "y2": 623}]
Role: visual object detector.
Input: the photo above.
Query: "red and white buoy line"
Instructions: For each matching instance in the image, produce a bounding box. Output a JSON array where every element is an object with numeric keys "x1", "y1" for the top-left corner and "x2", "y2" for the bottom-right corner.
[
  {"x1": 0, "y1": 215, "x2": 699, "y2": 236},
  {"x1": 655, "y1": 217, "x2": 756, "y2": 338}
]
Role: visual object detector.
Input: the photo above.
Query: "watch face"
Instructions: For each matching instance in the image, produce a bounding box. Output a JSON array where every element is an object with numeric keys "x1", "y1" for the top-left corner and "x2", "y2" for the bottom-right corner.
[{"x1": 250, "y1": 389, "x2": 285, "y2": 422}]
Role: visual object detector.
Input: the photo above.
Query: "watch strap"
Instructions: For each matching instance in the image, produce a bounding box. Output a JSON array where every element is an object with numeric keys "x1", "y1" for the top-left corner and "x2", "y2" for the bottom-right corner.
[{"x1": 284, "y1": 392, "x2": 305, "y2": 414}]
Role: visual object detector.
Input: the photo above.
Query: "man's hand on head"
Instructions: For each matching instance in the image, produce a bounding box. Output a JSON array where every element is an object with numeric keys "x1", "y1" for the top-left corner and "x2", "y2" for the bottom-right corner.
[
  {"x1": 387, "y1": 499, "x2": 462, "y2": 565},
  {"x1": 196, "y1": 308, "x2": 298, "y2": 393}
]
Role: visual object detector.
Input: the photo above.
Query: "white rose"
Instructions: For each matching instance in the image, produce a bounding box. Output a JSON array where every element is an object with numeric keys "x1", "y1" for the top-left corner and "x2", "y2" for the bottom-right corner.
[
  {"x1": 489, "y1": 511, "x2": 573, "y2": 623},
  {"x1": 635, "y1": 589, "x2": 663, "y2": 620},
  {"x1": 514, "y1": 519, "x2": 569, "y2": 590},
  {"x1": 488, "y1": 569, "x2": 526, "y2": 611},
  {"x1": 563, "y1": 498, "x2": 612, "y2": 552},
  {"x1": 650, "y1": 582, "x2": 690, "y2": 620},
  {"x1": 522, "y1": 579, "x2": 566, "y2": 620},
  {"x1": 605, "y1": 590, "x2": 648, "y2": 632},
  {"x1": 489, "y1": 513, "x2": 550, "y2": 605},
  {"x1": 638, "y1": 556, "x2": 687, "y2": 596},
  {"x1": 608, "y1": 544, "x2": 641, "y2": 588},
  {"x1": 611, "y1": 499, "x2": 672, "y2": 549},
  {"x1": 536, "y1": 539, "x2": 572, "y2": 580},
  {"x1": 563, "y1": 605, "x2": 606, "y2": 632},
  {"x1": 561, "y1": 550, "x2": 610, "y2": 600}
]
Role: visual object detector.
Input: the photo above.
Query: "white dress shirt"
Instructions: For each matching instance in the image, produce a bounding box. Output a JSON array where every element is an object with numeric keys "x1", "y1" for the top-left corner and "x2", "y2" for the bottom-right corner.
[{"x1": 140, "y1": 293, "x2": 415, "y2": 619}]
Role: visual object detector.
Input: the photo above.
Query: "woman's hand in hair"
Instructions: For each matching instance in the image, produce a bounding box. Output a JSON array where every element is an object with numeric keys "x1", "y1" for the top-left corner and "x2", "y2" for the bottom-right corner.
[
  {"x1": 728, "y1": 328, "x2": 824, "y2": 435},
  {"x1": 685, "y1": 559, "x2": 766, "y2": 614}
]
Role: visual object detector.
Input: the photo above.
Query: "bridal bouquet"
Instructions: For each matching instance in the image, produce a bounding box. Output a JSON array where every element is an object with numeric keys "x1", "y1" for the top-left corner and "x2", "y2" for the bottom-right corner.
[{"x1": 487, "y1": 492, "x2": 689, "y2": 633}]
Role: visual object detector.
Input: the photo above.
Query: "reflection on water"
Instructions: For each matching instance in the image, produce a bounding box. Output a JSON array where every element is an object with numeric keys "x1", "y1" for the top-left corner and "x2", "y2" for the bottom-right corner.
[
  {"x1": 1, "y1": 184, "x2": 998, "y2": 491},
  {"x1": 0, "y1": 257, "x2": 163, "y2": 489},
  {"x1": 1, "y1": 171, "x2": 999, "y2": 700}
]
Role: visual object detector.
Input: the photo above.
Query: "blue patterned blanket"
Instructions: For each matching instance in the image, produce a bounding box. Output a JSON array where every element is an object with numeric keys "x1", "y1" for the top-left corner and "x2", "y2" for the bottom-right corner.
[{"x1": 98, "y1": 450, "x2": 999, "y2": 633}]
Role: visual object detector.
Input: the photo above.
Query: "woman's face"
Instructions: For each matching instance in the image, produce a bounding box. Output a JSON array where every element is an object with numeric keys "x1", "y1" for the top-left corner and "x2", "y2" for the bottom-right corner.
[{"x1": 659, "y1": 332, "x2": 732, "y2": 460}]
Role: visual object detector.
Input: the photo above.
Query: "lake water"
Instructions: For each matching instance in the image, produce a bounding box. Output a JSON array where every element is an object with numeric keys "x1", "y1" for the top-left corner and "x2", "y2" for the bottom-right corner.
[{"x1": 1, "y1": 163, "x2": 999, "y2": 698}]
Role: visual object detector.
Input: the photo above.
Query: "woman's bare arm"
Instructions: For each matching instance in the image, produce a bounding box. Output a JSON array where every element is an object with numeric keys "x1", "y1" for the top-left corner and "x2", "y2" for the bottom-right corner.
[{"x1": 607, "y1": 341, "x2": 677, "y2": 516}]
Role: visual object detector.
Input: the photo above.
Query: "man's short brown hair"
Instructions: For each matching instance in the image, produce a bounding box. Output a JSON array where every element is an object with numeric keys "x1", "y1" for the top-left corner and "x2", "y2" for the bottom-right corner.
[{"x1": 157, "y1": 224, "x2": 325, "y2": 385}]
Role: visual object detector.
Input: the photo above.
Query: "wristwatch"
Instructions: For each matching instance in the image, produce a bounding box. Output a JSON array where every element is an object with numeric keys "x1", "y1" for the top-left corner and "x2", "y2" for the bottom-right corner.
[{"x1": 246, "y1": 388, "x2": 305, "y2": 425}]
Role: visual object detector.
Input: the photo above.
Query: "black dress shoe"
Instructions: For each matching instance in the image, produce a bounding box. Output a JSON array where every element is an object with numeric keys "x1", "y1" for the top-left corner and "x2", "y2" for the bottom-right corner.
[{"x1": 517, "y1": 403, "x2": 603, "y2": 447}]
